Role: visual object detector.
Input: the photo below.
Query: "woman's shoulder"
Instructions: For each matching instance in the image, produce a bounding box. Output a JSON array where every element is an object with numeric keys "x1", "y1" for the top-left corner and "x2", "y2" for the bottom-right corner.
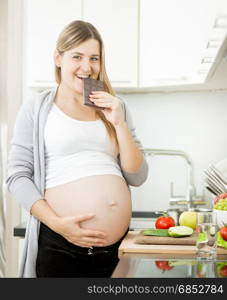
[{"x1": 22, "y1": 87, "x2": 56, "y2": 115}]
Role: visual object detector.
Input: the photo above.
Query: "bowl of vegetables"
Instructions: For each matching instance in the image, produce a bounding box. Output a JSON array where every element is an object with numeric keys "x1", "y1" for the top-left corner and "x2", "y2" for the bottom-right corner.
[{"x1": 213, "y1": 193, "x2": 227, "y2": 229}]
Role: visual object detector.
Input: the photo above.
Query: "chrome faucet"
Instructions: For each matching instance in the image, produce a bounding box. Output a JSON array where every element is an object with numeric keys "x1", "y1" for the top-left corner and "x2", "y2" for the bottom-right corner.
[{"x1": 143, "y1": 148, "x2": 197, "y2": 210}]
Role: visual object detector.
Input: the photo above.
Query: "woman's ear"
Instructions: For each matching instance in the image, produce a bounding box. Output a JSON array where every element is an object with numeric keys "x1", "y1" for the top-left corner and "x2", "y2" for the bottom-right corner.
[{"x1": 54, "y1": 49, "x2": 62, "y2": 67}]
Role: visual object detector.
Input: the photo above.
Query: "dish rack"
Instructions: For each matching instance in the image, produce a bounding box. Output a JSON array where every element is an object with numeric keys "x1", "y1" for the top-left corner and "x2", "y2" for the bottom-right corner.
[{"x1": 204, "y1": 164, "x2": 227, "y2": 196}]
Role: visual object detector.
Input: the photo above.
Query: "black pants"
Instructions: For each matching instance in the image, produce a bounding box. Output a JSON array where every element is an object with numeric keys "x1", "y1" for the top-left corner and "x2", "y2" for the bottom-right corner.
[{"x1": 36, "y1": 222, "x2": 128, "y2": 278}]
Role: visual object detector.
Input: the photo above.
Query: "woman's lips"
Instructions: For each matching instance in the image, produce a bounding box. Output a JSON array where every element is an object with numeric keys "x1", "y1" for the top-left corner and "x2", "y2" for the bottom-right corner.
[{"x1": 76, "y1": 75, "x2": 90, "y2": 80}]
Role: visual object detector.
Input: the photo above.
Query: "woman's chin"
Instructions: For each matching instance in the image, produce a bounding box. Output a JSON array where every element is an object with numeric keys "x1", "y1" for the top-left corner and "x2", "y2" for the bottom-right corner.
[
  {"x1": 74, "y1": 89, "x2": 83, "y2": 95},
  {"x1": 68, "y1": 85, "x2": 83, "y2": 96},
  {"x1": 73, "y1": 84, "x2": 83, "y2": 94}
]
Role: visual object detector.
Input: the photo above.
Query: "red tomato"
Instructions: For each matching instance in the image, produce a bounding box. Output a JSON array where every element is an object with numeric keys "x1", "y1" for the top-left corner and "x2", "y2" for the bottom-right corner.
[
  {"x1": 220, "y1": 265, "x2": 227, "y2": 277},
  {"x1": 155, "y1": 215, "x2": 175, "y2": 229},
  {"x1": 220, "y1": 227, "x2": 227, "y2": 241},
  {"x1": 155, "y1": 261, "x2": 173, "y2": 271}
]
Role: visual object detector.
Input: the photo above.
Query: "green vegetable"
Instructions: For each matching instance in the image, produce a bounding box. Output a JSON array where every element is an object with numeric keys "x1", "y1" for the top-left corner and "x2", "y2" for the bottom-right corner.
[
  {"x1": 168, "y1": 226, "x2": 193, "y2": 238},
  {"x1": 168, "y1": 260, "x2": 197, "y2": 267},
  {"x1": 143, "y1": 228, "x2": 169, "y2": 237},
  {"x1": 217, "y1": 232, "x2": 227, "y2": 249},
  {"x1": 197, "y1": 232, "x2": 208, "y2": 243}
]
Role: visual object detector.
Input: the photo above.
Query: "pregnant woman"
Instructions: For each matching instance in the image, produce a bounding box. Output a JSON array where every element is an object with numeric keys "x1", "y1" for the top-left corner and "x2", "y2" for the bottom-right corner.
[{"x1": 6, "y1": 20, "x2": 148, "y2": 278}]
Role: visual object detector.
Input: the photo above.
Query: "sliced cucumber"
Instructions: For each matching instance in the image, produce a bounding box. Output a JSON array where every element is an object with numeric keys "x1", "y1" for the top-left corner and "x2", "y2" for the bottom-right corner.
[
  {"x1": 169, "y1": 260, "x2": 197, "y2": 267},
  {"x1": 168, "y1": 226, "x2": 193, "y2": 238},
  {"x1": 143, "y1": 228, "x2": 169, "y2": 237}
]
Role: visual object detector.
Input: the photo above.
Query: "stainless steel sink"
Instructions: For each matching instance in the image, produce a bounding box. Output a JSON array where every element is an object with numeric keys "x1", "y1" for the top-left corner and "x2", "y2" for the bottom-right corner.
[{"x1": 130, "y1": 211, "x2": 164, "y2": 230}]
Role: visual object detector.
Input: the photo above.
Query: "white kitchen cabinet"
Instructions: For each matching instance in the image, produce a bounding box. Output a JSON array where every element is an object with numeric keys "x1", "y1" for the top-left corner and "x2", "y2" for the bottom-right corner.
[
  {"x1": 25, "y1": 0, "x2": 138, "y2": 88},
  {"x1": 25, "y1": 0, "x2": 82, "y2": 87},
  {"x1": 139, "y1": 0, "x2": 192, "y2": 88},
  {"x1": 83, "y1": 0, "x2": 138, "y2": 88},
  {"x1": 139, "y1": 0, "x2": 227, "y2": 88}
]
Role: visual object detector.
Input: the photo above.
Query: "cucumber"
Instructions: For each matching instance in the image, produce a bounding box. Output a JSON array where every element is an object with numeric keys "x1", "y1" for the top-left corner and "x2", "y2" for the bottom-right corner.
[
  {"x1": 168, "y1": 226, "x2": 193, "y2": 238},
  {"x1": 143, "y1": 228, "x2": 169, "y2": 237},
  {"x1": 169, "y1": 260, "x2": 197, "y2": 267}
]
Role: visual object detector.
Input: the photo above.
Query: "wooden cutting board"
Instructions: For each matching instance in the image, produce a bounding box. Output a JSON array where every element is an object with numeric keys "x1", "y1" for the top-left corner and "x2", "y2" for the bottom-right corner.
[
  {"x1": 134, "y1": 230, "x2": 198, "y2": 245},
  {"x1": 118, "y1": 231, "x2": 227, "y2": 257}
]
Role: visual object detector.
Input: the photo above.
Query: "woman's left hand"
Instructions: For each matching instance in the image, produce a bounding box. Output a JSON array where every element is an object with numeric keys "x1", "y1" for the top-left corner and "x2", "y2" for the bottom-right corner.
[{"x1": 89, "y1": 91, "x2": 125, "y2": 126}]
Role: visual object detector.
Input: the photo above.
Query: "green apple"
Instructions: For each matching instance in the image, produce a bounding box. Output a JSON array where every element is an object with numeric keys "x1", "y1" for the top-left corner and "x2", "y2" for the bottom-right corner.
[{"x1": 179, "y1": 211, "x2": 197, "y2": 230}]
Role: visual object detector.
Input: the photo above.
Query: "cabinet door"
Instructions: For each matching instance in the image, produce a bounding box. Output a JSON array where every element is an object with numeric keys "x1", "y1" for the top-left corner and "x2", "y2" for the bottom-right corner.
[
  {"x1": 25, "y1": 0, "x2": 82, "y2": 87},
  {"x1": 83, "y1": 0, "x2": 138, "y2": 88},
  {"x1": 139, "y1": 0, "x2": 227, "y2": 88}
]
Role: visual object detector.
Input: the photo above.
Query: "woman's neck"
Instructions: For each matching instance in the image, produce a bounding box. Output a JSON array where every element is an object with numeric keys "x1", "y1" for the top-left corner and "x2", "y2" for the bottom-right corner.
[
  {"x1": 54, "y1": 84, "x2": 98, "y2": 118},
  {"x1": 55, "y1": 84, "x2": 83, "y2": 106}
]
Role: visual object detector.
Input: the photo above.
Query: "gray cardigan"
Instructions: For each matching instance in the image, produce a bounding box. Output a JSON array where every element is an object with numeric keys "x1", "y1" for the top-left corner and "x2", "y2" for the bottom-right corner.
[{"x1": 6, "y1": 87, "x2": 149, "y2": 277}]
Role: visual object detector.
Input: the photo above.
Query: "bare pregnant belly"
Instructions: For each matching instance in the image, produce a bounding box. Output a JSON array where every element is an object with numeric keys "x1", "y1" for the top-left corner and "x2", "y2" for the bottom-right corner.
[{"x1": 44, "y1": 175, "x2": 132, "y2": 246}]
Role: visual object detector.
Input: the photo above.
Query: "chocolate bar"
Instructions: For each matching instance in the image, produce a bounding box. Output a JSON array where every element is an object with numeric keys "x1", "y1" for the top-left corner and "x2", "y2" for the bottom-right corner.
[{"x1": 83, "y1": 77, "x2": 104, "y2": 109}]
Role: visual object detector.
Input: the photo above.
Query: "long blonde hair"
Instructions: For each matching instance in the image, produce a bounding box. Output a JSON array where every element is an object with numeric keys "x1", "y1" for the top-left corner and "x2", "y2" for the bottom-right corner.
[{"x1": 55, "y1": 20, "x2": 119, "y2": 150}]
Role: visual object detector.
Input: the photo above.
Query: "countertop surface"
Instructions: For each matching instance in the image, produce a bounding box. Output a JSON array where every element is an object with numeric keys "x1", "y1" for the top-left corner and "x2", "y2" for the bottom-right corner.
[
  {"x1": 118, "y1": 231, "x2": 227, "y2": 257},
  {"x1": 112, "y1": 253, "x2": 227, "y2": 278},
  {"x1": 14, "y1": 222, "x2": 26, "y2": 237},
  {"x1": 113, "y1": 231, "x2": 227, "y2": 278}
]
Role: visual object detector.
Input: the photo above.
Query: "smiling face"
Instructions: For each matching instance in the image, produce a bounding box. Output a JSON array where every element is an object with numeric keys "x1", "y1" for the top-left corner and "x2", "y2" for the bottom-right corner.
[{"x1": 54, "y1": 38, "x2": 101, "y2": 97}]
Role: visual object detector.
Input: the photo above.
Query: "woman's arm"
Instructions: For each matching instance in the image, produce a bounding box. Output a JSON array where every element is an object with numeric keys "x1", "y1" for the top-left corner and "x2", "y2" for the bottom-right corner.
[
  {"x1": 6, "y1": 97, "x2": 44, "y2": 213},
  {"x1": 115, "y1": 121, "x2": 144, "y2": 172},
  {"x1": 116, "y1": 100, "x2": 149, "y2": 186},
  {"x1": 90, "y1": 92, "x2": 149, "y2": 186}
]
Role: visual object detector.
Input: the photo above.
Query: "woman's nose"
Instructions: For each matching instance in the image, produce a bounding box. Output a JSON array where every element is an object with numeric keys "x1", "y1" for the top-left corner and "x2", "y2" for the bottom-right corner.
[{"x1": 80, "y1": 59, "x2": 91, "y2": 72}]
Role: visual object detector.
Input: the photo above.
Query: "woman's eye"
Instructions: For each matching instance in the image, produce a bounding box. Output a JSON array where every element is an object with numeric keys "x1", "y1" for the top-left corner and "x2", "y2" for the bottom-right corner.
[
  {"x1": 72, "y1": 56, "x2": 99, "y2": 61},
  {"x1": 73, "y1": 56, "x2": 81, "y2": 60}
]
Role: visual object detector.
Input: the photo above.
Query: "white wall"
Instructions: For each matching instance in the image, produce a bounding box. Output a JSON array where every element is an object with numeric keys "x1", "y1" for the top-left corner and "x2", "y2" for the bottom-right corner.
[{"x1": 118, "y1": 90, "x2": 227, "y2": 212}]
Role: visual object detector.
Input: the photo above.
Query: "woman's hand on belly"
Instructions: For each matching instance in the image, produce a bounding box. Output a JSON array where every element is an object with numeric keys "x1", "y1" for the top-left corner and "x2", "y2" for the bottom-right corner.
[{"x1": 53, "y1": 214, "x2": 108, "y2": 248}]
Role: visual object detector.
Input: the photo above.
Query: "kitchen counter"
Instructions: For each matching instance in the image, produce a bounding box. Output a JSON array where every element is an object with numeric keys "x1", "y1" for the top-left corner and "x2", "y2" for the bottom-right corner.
[
  {"x1": 14, "y1": 222, "x2": 26, "y2": 237},
  {"x1": 112, "y1": 253, "x2": 227, "y2": 278},
  {"x1": 118, "y1": 231, "x2": 227, "y2": 257},
  {"x1": 112, "y1": 231, "x2": 227, "y2": 278}
]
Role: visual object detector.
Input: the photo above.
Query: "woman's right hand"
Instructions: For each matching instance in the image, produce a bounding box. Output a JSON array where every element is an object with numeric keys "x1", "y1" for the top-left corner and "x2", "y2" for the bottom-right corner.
[{"x1": 53, "y1": 213, "x2": 108, "y2": 248}]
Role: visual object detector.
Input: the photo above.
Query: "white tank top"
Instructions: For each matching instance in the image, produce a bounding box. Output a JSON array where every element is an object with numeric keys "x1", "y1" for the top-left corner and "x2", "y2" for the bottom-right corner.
[{"x1": 44, "y1": 103, "x2": 123, "y2": 189}]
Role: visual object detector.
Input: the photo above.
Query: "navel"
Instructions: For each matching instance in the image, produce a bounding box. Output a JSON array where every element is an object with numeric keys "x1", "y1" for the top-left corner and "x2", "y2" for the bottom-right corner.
[{"x1": 109, "y1": 201, "x2": 117, "y2": 208}]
